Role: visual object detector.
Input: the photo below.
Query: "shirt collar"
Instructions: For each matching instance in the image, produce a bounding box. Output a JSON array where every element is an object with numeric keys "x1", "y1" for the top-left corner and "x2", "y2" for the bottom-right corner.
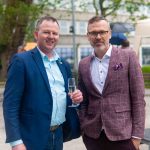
[
  {"x1": 105, "y1": 44, "x2": 112, "y2": 58},
  {"x1": 37, "y1": 46, "x2": 60, "y2": 62}
]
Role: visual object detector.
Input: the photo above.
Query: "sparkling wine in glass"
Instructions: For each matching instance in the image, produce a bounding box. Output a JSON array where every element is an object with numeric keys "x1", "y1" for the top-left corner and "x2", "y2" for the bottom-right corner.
[{"x1": 68, "y1": 78, "x2": 78, "y2": 107}]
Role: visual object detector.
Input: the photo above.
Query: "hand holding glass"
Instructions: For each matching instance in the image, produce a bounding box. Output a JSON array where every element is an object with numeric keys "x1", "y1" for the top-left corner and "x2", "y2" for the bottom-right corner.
[{"x1": 68, "y1": 78, "x2": 78, "y2": 107}]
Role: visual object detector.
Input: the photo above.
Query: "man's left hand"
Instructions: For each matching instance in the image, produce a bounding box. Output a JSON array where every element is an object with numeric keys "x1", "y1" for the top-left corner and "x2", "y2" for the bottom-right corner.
[
  {"x1": 69, "y1": 89, "x2": 83, "y2": 104},
  {"x1": 131, "y1": 138, "x2": 141, "y2": 150}
]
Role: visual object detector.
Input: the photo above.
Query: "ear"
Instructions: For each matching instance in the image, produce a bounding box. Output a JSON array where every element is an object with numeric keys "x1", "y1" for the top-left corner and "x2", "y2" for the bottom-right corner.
[
  {"x1": 109, "y1": 30, "x2": 112, "y2": 40},
  {"x1": 87, "y1": 33, "x2": 90, "y2": 41},
  {"x1": 34, "y1": 31, "x2": 38, "y2": 40}
]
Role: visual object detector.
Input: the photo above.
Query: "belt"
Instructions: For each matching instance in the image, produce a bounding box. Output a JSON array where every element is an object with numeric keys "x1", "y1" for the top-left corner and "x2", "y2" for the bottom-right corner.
[{"x1": 50, "y1": 125, "x2": 59, "y2": 132}]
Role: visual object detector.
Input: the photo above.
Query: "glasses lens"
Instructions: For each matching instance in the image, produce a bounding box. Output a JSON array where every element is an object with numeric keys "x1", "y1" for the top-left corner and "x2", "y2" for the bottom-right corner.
[{"x1": 89, "y1": 31, "x2": 108, "y2": 37}]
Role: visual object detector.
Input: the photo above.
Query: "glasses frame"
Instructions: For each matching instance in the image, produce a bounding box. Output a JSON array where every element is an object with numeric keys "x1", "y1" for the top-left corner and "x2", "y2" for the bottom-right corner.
[{"x1": 88, "y1": 30, "x2": 109, "y2": 38}]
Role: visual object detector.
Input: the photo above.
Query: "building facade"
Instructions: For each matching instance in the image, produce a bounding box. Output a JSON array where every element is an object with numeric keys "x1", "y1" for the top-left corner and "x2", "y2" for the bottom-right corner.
[{"x1": 26, "y1": 8, "x2": 150, "y2": 67}]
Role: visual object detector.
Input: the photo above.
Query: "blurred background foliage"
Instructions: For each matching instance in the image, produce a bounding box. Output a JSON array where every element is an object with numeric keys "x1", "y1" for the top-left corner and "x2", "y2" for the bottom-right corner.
[{"x1": 142, "y1": 66, "x2": 150, "y2": 88}]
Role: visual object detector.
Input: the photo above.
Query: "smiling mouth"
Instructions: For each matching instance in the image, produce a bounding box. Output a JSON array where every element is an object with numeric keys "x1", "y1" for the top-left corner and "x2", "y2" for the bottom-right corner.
[{"x1": 46, "y1": 40, "x2": 55, "y2": 45}]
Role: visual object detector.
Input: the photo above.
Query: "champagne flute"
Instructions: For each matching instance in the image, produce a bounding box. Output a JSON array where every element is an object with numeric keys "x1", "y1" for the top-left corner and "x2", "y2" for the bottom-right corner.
[{"x1": 68, "y1": 78, "x2": 78, "y2": 107}]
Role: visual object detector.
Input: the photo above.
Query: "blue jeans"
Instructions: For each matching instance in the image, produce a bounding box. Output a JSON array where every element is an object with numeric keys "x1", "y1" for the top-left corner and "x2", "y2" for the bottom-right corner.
[{"x1": 44, "y1": 126, "x2": 63, "y2": 150}]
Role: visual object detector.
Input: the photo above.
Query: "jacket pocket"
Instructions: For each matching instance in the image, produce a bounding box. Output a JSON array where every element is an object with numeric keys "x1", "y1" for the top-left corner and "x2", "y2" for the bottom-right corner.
[
  {"x1": 115, "y1": 106, "x2": 131, "y2": 112},
  {"x1": 115, "y1": 106, "x2": 131, "y2": 119}
]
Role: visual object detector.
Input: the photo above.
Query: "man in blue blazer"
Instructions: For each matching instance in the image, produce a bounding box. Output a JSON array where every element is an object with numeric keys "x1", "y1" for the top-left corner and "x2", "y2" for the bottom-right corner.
[{"x1": 3, "y1": 16, "x2": 83, "y2": 150}]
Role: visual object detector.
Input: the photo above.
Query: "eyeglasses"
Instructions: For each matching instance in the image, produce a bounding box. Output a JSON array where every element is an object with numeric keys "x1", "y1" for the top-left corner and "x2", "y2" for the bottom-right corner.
[{"x1": 88, "y1": 31, "x2": 109, "y2": 38}]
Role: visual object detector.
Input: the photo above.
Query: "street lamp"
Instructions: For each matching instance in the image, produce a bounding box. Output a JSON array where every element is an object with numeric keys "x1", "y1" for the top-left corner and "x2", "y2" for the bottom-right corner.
[{"x1": 71, "y1": 0, "x2": 78, "y2": 72}]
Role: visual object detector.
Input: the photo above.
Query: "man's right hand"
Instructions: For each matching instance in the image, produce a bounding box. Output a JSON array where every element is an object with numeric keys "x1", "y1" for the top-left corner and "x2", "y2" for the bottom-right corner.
[{"x1": 12, "y1": 144, "x2": 26, "y2": 150}]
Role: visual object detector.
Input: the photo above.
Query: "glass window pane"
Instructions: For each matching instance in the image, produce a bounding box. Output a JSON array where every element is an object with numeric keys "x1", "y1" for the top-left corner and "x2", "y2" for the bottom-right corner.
[
  {"x1": 55, "y1": 47, "x2": 74, "y2": 69},
  {"x1": 80, "y1": 47, "x2": 93, "y2": 59},
  {"x1": 142, "y1": 47, "x2": 150, "y2": 65}
]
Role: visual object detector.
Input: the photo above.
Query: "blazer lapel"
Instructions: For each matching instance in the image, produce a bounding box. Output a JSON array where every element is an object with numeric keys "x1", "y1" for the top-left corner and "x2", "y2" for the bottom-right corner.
[
  {"x1": 83, "y1": 56, "x2": 102, "y2": 96},
  {"x1": 31, "y1": 48, "x2": 51, "y2": 93},
  {"x1": 102, "y1": 47, "x2": 120, "y2": 94}
]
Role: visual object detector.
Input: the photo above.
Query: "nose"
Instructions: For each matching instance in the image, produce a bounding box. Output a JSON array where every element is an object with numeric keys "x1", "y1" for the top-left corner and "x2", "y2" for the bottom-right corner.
[{"x1": 96, "y1": 33, "x2": 102, "y2": 38}]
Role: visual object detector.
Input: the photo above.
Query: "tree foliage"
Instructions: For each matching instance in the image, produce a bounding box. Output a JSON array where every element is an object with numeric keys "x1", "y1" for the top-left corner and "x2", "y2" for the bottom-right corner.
[
  {"x1": 91, "y1": 0, "x2": 150, "y2": 22},
  {"x1": 0, "y1": 0, "x2": 49, "y2": 79},
  {"x1": 72, "y1": 0, "x2": 150, "y2": 22},
  {"x1": 0, "y1": 0, "x2": 46, "y2": 51}
]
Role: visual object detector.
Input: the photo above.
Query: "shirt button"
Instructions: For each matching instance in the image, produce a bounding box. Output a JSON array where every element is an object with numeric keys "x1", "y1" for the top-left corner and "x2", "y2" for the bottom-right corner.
[{"x1": 101, "y1": 82, "x2": 103, "y2": 84}]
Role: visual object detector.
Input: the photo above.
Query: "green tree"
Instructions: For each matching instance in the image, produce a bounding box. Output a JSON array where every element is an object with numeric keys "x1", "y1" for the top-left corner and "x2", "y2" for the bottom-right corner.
[
  {"x1": 77, "y1": 0, "x2": 150, "y2": 21},
  {"x1": 92, "y1": 0, "x2": 150, "y2": 21},
  {"x1": 0, "y1": 0, "x2": 49, "y2": 80}
]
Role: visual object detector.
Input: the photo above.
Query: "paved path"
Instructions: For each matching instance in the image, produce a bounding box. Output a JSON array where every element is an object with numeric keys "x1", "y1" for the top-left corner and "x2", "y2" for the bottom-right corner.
[{"x1": 0, "y1": 87, "x2": 150, "y2": 150}]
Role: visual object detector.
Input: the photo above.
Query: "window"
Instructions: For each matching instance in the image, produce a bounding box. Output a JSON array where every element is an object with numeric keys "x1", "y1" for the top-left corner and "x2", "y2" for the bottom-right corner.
[
  {"x1": 59, "y1": 20, "x2": 70, "y2": 34},
  {"x1": 80, "y1": 47, "x2": 93, "y2": 59},
  {"x1": 141, "y1": 46, "x2": 150, "y2": 66},
  {"x1": 78, "y1": 21, "x2": 87, "y2": 35},
  {"x1": 55, "y1": 46, "x2": 74, "y2": 68}
]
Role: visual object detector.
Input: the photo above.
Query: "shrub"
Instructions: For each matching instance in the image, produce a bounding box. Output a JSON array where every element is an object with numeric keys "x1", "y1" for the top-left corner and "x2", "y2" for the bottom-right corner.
[{"x1": 142, "y1": 66, "x2": 150, "y2": 88}]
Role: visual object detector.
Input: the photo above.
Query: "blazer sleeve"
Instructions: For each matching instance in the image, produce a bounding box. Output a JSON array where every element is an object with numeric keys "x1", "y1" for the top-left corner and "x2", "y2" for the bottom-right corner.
[
  {"x1": 128, "y1": 50, "x2": 145, "y2": 138},
  {"x1": 3, "y1": 54, "x2": 25, "y2": 143},
  {"x1": 78, "y1": 62, "x2": 89, "y2": 131}
]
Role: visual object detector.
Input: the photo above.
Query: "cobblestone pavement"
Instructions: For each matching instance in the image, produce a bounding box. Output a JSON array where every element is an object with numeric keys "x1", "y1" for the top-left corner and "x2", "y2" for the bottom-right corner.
[{"x1": 0, "y1": 87, "x2": 149, "y2": 150}]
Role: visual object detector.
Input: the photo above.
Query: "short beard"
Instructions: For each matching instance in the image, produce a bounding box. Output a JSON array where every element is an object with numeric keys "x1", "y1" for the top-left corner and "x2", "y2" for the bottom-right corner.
[
  {"x1": 99, "y1": 45, "x2": 106, "y2": 51},
  {"x1": 94, "y1": 44, "x2": 108, "y2": 58},
  {"x1": 94, "y1": 44, "x2": 107, "y2": 53}
]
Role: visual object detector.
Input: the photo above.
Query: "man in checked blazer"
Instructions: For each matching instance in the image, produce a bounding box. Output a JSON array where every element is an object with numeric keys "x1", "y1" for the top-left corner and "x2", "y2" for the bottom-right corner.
[{"x1": 78, "y1": 16, "x2": 145, "y2": 150}]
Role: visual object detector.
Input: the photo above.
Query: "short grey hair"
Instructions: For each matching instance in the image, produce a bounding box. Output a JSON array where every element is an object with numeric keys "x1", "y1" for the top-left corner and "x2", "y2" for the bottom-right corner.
[{"x1": 35, "y1": 16, "x2": 59, "y2": 31}]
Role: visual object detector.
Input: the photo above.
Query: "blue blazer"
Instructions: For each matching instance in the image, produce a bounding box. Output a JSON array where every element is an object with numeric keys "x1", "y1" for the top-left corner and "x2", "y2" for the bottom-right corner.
[{"x1": 3, "y1": 48, "x2": 80, "y2": 150}]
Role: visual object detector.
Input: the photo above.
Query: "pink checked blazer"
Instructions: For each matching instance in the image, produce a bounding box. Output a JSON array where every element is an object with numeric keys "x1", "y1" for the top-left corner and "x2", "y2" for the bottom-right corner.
[{"x1": 78, "y1": 46, "x2": 145, "y2": 141}]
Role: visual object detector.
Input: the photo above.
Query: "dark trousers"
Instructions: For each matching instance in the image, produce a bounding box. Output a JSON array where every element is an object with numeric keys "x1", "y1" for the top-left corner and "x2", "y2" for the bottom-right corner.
[
  {"x1": 82, "y1": 130, "x2": 137, "y2": 150},
  {"x1": 44, "y1": 126, "x2": 63, "y2": 150}
]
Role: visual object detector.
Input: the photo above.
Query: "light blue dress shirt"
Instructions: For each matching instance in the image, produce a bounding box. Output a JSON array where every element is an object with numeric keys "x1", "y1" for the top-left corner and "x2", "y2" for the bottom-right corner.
[
  {"x1": 10, "y1": 48, "x2": 67, "y2": 147},
  {"x1": 39, "y1": 49, "x2": 66, "y2": 126}
]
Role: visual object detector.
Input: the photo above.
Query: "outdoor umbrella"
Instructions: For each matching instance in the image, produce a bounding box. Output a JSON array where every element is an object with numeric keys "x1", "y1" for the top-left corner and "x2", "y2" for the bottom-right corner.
[
  {"x1": 110, "y1": 33, "x2": 127, "y2": 45},
  {"x1": 110, "y1": 22, "x2": 135, "y2": 33}
]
